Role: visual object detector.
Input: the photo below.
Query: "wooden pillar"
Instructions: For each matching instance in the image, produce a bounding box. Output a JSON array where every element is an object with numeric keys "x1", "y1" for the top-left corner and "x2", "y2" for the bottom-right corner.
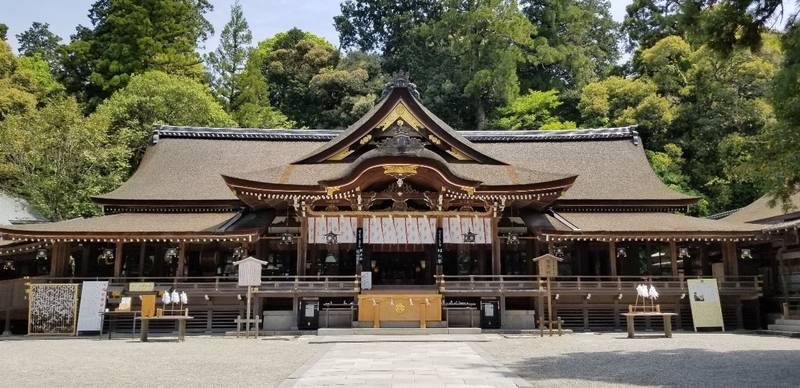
[
  {"x1": 113, "y1": 241, "x2": 124, "y2": 278},
  {"x1": 49, "y1": 242, "x2": 69, "y2": 277},
  {"x1": 297, "y1": 216, "x2": 307, "y2": 276},
  {"x1": 491, "y1": 217, "x2": 501, "y2": 275},
  {"x1": 176, "y1": 242, "x2": 186, "y2": 278},
  {"x1": 722, "y1": 241, "x2": 738, "y2": 277},
  {"x1": 138, "y1": 242, "x2": 146, "y2": 278},
  {"x1": 608, "y1": 241, "x2": 617, "y2": 277},
  {"x1": 669, "y1": 241, "x2": 679, "y2": 277},
  {"x1": 80, "y1": 244, "x2": 90, "y2": 277}
]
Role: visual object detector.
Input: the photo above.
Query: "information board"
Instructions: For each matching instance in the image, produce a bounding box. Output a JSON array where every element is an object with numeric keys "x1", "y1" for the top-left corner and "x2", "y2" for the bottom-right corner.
[
  {"x1": 76, "y1": 281, "x2": 108, "y2": 333},
  {"x1": 687, "y1": 278, "x2": 725, "y2": 331}
]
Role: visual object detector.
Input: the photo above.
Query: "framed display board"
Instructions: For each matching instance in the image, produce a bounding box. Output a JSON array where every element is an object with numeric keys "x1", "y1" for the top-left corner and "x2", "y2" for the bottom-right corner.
[
  {"x1": 76, "y1": 281, "x2": 108, "y2": 333},
  {"x1": 28, "y1": 283, "x2": 80, "y2": 336},
  {"x1": 686, "y1": 278, "x2": 725, "y2": 331}
]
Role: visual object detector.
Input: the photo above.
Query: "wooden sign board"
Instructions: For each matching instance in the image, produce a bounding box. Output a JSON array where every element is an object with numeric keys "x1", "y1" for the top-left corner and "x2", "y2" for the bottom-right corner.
[
  {"x1": 532, "y1": 254, "x2": 563, "y2": 277},
  {"x1": 687, "y1": 278, "x2": 725, "y2": 331},
  {"x1": 129, "y1": 282, "x2": 155, "y2": 292},
  {"x1": 234, "y1": 256, "x2": 266, "y2": 287}
]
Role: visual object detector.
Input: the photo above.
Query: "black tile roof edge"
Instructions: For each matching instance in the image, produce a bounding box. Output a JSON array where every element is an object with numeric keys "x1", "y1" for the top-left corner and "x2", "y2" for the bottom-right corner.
[{"x1": 153, "y1": 125, "x2": 639, "y2": 143}]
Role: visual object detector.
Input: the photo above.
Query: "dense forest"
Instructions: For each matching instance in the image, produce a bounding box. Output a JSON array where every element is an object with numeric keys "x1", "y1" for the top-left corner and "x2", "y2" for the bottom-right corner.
[{"x1": 0, "y1": 0, "x2": 798, "y2": 221}]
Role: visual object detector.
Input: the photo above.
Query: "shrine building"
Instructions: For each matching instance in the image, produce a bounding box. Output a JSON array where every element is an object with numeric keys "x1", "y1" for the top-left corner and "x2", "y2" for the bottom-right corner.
[{"x1": 0, "y1": 77, "x2": 784, "y2": 333}]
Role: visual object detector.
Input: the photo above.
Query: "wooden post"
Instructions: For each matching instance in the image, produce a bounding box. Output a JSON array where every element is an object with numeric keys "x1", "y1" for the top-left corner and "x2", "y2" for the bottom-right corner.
[
  {"x1": 669, "y1": 241, "x2": 679, "y2": 277},
  {"x1": 491, "y1": 217, "x2": 501, "y2": 275},
  {"x1": 722, "y1": 241, "x2": 738, "y2": 277},
  {"x1": 49, "y1": 242, "x2": 69, "y2": 277},
  {"x1": 608, "y1": 241, "x2": 617, "y2": 277},
  {"x1": 176, "y1": 242, "x2": 186, "y2": 278},
  {"x1": 80, "y1": 244, "x2": 90, "y2": 277},
  {"x1": 297, "y1": 217, "x2": 307, "y2": 276},
  {"x1": 138, "y1": 242, "x2": 146, "y2": 278},
  {"x1": 113, "y1": 241, "x2": 124, "y2": 278}
]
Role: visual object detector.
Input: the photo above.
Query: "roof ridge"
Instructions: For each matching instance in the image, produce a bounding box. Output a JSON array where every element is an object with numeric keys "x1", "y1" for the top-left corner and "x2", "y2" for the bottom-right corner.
[{"x1": 154, "y1": 125, "x2": 639, "y2": 143}]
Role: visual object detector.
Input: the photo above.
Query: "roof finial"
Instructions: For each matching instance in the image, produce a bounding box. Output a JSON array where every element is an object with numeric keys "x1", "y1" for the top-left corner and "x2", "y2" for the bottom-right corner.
[{"x1": 382, "y1": 71, "x2": 420, "y2": 99}]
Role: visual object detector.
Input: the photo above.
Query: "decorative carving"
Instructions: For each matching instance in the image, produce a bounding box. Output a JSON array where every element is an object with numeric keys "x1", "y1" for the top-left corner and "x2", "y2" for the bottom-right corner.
[
  {"x1": 375, "y1": 123, "x2": 427, "y2": 155},
  {"x1": 460, "y1": 186, "x2": 476, "y2": 196},
  {"x1": 359, "y1": 135, "x2": 372, "y2": 144},
  {"x1": 428, "y1": 135, "x2": 442, "y2": 145},
  {"x1": 377, "y1": 102, "x2": 424, "y2": 131},
  {"x1": 326, "y1": 186, "x2": 341, "y2": 197},
  {"x1": 381, "y1": 72, "x2": 421, "y2": 99},
  {"x1": 383, "y1": 165, "x2": 418, "y2": 177},
  {"x1": 328, "y1": 148, "x2": 353, "y2": 161},
  {"x1": 447, "y1": 147, "x2": 472, "y2": 161}
]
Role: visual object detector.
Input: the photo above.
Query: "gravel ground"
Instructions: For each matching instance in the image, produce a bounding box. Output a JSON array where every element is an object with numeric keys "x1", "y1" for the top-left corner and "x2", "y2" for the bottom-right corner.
[
  {"x1": 477, "y1": 332, "x2": 800, "y2": 387},
  {"x1": 2, "y1": 333, "x2": 799, "y2": 387},
  {"x1": 1, "y1": 335, "x2": 326, "y2": 388}
]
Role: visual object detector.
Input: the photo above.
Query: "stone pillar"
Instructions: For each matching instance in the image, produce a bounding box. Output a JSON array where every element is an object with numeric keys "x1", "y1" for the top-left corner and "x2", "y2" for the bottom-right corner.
[{"x1": 113, "y1": 241, "x2": 124, "y2": 278}]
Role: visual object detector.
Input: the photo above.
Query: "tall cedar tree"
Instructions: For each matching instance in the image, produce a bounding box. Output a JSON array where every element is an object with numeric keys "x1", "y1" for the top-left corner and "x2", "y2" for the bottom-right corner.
[
  {"x1": 59, "y1": 0, "x2": 213, "y2": 108},
  {"x1": 205, "y1": 0, "x2": 252, "y2": 112},
  {"x1": 16, "y1": 22, "x2": 62, "y2": 69}
]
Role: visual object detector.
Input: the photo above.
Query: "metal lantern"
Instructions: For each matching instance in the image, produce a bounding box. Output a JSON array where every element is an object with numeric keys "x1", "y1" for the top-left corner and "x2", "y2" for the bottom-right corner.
[
  {"x1": 740, "y1": 248, "x2": 753, "y2": 260},
  {"x1": 616, "y1": 247, "x2": 627, "y2": 259},
  {"x1": 232, "y1": 247, "x2": 246, "y2": 260},
  {"x1": 98, "y1": 248, "x2": 114, "y2": 265},
  {"x1": 555, "y1": 247, "x2": 565, "y2": 257},
  {"x1": 280, "y1": 233, "x2": 295, "y2": 245},
  {"x1": 324, "y1": 231, "x2": 338, "y2": 245},
  {"x1": 678, "y1": 247, "x2": 690, "y2": 258},
  {"x1": 164, "y1": 247, "x2": 179, "y2": 264},
  {"x1": 506, "y1": 233, "x2": 520, "y2": 246},
  {"x1": 35, "y1": 248, "x2": 48, "y2": 262},
  {"x1": 463, "y1": 230, "x2": 476, "y2": 243},
  {"x1": 2, "y1": 260, "x2": 14, "y2": 271}
]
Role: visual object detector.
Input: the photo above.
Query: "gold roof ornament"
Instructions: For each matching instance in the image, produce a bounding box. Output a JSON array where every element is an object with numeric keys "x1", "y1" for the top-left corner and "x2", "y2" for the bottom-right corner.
[
  {"x1": 377, "y1": 102, "x2": 424, "y2": 132},
  {"x1": 383, "y1": 165, "x2": 419, "y2": 177},
  {"x1": 326, "y1": 186, "x2": 341, "y2": 197},
  {"x1": 328, "y1": 147, "x2": 353, "y2": 161}
]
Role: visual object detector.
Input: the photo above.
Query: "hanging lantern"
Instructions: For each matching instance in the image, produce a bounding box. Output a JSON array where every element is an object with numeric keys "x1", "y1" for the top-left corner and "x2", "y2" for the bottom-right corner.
[
  {"x1": 164, "y1": 247, "x2": 179, "y2": 264},
  {"x1": 324, "y1": 231, "x2": 338, "y2": 245},
  {"x1": 2, "y1": 260, "x2": 14, "y2": 271},
  {"x1": 616, "y1": 247, "x2": 627, "y2": 259},
  {"x1": 678, "y1": 247, "x2": 690, "y2": 258},
  {"x1": 98, "y1": 248, "x2": 115, "y2": 265},
  {"x1": 35, "y1": 248, "x2": 48, "y2": 262},
  {"x1": 505, "y1": 233, "x2": 520, "y2": 246},
  {"x1": 232, "y1": 247, "x2": 246, "y2": 260},
  {"x1": 324, "y1": 253, "x2": 338, "y2": 264},
  {"x1": 280, "y1": 233, "x2": 295, "y2": 245},
  {"x1": 740, "y1": 248, "x2": 753, "y2": 260},
  {"x1": 463, "y1": 230, "x2": 476, "y2": 243}
]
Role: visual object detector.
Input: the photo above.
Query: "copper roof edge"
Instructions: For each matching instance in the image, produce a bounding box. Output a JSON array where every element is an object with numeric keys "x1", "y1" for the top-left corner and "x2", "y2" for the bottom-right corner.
[{"x1": 152, "y1": 125, "x2": 639, "y2": 143}]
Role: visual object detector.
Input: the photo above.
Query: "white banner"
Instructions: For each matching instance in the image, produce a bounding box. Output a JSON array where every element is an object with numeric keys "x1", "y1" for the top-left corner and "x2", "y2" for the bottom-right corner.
[
  {"x1": 307, "y1": 216, "x2": 491, "y2": 244},
  {"x1": 77, "y1": 281, "x2": 108, "y2": 333}
]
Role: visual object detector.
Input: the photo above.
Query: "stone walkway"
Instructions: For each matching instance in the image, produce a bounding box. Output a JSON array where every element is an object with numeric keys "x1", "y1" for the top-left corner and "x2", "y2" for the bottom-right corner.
[{"x1": 280, "y1": 335, "x2": 530, "y2": 388}]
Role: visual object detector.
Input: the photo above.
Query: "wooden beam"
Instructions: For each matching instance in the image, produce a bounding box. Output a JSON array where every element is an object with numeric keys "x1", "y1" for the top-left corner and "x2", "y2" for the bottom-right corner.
[
  {"x1": 608, "y1": 241, "x2": 617, "y2": 277},
  {"x1": 113, "y1": 241, "x2": 124, "y2": 278},
  {"x1": 491, "y1": 217, "x2": 501, "y2": 275},
  {"x1": 176, "y1": 242, "x2": 186, "y2": 277},
  {"x1": 669, "y1": 241, "x2": 678, "y2": 276}
]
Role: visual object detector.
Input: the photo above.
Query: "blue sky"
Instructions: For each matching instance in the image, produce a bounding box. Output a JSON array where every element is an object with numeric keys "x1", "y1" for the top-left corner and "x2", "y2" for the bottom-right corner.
[{"x1": 3, "y1": 0, "x2": 797, "y2": 53}]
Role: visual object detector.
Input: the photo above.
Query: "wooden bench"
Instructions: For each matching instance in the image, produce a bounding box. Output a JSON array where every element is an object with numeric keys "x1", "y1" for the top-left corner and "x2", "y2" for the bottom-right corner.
[{"x1": 622, "y1": 312, "x2": 677, "y2": 338}]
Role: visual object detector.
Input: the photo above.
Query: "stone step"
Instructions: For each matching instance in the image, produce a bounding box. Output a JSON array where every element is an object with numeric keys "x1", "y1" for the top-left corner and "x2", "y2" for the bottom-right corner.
[
  {"x1": 766, "y1": 324, "x2": 800, "y2": 332},
  {"x1": 317, "y1": 327, "x2": 481, "y2": 336},
  {"x1": 755, "y1": 329, "x2": 800, "y2": 338},
  {"x1": 774, "y1": 319, "x2": 800, "y2": 326}
]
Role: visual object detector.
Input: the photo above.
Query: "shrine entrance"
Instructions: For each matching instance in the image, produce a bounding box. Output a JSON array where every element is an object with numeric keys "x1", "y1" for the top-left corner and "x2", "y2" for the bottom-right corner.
[{"x1": 368, "y1": 249, "x2": 436, "y2": 287}]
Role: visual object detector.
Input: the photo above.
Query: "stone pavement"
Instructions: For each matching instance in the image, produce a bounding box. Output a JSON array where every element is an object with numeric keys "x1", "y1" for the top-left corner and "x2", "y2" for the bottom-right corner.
[{"x1": 280, "y1": 335, "x2": 531, "y2": 388}]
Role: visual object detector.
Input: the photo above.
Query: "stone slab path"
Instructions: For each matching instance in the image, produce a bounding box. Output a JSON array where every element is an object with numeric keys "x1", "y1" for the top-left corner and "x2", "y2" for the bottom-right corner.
[{"x1": 280, "y1": 335, "x2": 531, "y2": 388}]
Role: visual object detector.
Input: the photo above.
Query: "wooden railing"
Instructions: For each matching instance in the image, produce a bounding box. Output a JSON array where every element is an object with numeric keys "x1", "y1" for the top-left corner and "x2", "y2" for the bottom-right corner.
[
  {"x1": 437, "y1": 275, "x2": 763, "y2": 296},
  {"x1": 21, "y1": 275, "x2": 360, "y2": 296}
]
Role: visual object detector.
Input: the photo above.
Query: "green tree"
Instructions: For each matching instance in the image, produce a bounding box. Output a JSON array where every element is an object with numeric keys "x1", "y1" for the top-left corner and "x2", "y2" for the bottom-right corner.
[
  {"x1": 646, "y1": 143, "x2": 709, "y2": 213},
  {"x1": 621, "y1": 0, "x2": 685, "y2": 52},
  {"x1": 309, "y1": 52, "x2": 387, "y2": 128},
  {"x1": 0, "y1": 39, "x2": 63, "y2": 119},
  {"x1": 92, "y1": 71, "x2": 234, "y2": 165},
  {"x1": 258, "y1": 29, "x2": 338, "y2": 127},
  {"x1": 494, "y1": 90, "x2": 576, "y2": 130},
  {"x1": 0, "y1": 24, "x2": 7, "y2": 41},
  {"x1": 0, "y1": 97, "x2": 130, "y2": 220},
  {"x1": 412, "y1": 0, "x2": 535, "y2": 130},
  {"x1": 205, "y1": 0, "x2": 252, "y2": 112},
  {"x1": 334, "y1": 0, "x2": 443, "y2": 73},
  {"x1": 16, "y1": 22, "x2": 62, "y2": 69},
  {"x1": 519, "y1": 0, "x2": 619, "y2": 94},
  {"x1": 59, "y1": 0, "x2": 214, "y2": 107}
]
